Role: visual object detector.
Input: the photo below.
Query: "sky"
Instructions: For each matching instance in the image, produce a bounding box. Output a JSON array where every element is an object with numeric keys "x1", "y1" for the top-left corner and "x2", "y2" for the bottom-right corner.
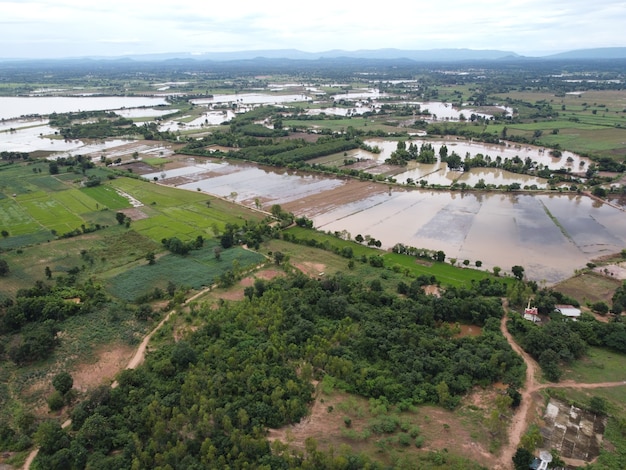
[{"x1": 1, "y1": 0, "x2": 625, "y2": 59}]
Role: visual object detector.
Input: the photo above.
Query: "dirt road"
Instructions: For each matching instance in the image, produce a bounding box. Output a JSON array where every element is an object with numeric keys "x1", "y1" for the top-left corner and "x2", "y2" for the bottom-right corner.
[
  {"x1": 22, "y1": 283, "x2": 220, "y2": 470},
  {"x1": 497, "y1": 303, "x2": 626, "y2": 469}
]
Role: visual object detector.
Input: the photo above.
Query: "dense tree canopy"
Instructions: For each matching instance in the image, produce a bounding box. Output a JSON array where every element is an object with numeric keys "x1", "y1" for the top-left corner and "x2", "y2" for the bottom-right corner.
[{"x1": 30, "y1": 272, "x2": 525, "y2": 468}]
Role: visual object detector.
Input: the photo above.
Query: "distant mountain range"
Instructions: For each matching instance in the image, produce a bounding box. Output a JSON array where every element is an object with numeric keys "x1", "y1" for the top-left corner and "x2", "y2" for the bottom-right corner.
[
  {"x1": 2, "y1": 47, "x2": 626, "y2": 63},
  {"x1": 120, "y1": 48, "x2": 523, "y2": 62},
  {"x1": 89, "y1": 47, "x2": 626, "y2": 62}
]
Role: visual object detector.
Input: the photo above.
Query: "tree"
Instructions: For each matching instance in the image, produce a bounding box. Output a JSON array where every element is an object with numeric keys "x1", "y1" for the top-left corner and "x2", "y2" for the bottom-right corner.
[
  {"x1": 519, "y1": 424, "x2": 542, "y2": 452},
  {"x1": 493, "y1": 266, "x2": 501, "y2": 277},
  {"x1": 0, "y1": 259, "x2": 9, "y2": 277},
  {"x1": 146, "y1": 252, "x2": 155, "y2": 265},
  {"x1": 511, "y1": 265, "x2": 525, "y2": 281},
  {"x1": 512, "y1": 447, "x2": 533, "y2": 470},
  {"x1": 136, "y1": 304, "x2": 152, "y2": 321},
  {"x1": 115, "y1": 212, "x2": 126, "y2": 225},
  {"x1": 446, "y1": 152, "x2": 463, "y2": 170},
  {"x1": 45, "y1": 266, "x2": 52, "y2": 279},
  {"x1": 52, "y1": 372, "x2": 74, "y2": 395},
  {"x1": 47, "y1": 390, "x2": 65, "y2": 411},
  {"x1": 435, "y1": 250, "x2": 446, "y2": 263},
  {"x1": 591, "y1": 301, "x2": 609, "y2": 315},
  {"x1": 435, "y1": 381, "x2": 451, "y2": 408},
  {"x1": 35, "y1": 420, "x2": 69, "y2": 455},
  {"x1": 592, "y1": 186, "x2": 607, "y2": 198},
  {"x1": 274, "y1": 251, "x2": 285, "y2": 266},
  {"x1": 539, "y1": 349, "x2": 561, "y2": 382},
  {"x1": 1, "y1": 230, "x2": 8, "y2": 238}
]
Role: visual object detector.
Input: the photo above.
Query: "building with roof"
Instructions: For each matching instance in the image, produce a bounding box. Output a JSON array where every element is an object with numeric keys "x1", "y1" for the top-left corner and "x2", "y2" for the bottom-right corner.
[{"x1": 555, "y1": 304, "x2": 582, "y2": 320}]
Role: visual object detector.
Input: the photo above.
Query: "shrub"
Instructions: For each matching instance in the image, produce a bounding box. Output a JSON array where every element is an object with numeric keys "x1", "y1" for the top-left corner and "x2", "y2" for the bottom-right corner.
[
  {"x1": 47, "y1": 391, "x2": 65, "y2": 411},
  {"x1": 52, "y1": 372, "x2": 74, "y2": 395}
]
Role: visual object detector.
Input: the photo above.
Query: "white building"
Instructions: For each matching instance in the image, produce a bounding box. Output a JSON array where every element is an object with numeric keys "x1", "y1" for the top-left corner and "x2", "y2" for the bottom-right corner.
[{"x1": 555, "y1": 304, "x2": 582, "y2": 320}]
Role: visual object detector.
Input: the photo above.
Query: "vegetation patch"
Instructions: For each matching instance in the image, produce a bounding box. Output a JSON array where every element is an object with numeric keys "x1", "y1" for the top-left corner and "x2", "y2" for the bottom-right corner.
[
  {"x1": 561, "y1": 346, "x2": 626, "y2": 383},
  {"x1": 106, "y1": 244, "x2": 264, "y2": 301}
]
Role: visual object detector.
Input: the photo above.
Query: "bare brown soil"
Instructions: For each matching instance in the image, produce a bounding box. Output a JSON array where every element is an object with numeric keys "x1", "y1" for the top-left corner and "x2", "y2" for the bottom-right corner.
[
  {"x1": 455, "y1": 324, "x2": 483, "y2": 338},
  {"x1": 118, "y1": 207, "x2": 149, "y2": 220},
  {"x1": 218, "y1": 268, "x2": 284, "y2": 301},
  {"x1": 593, "y1": 262, "x2": 626, "y2": 280},
  {"x1": 267, "y1": 387, "x2": 501, "y2": 468},
  {"x1": 292, "y1": 262, "x2": 326, "y2": 278},
  {"x1": 422, "y1": 284, "x2": 441, "y2": 297},
  {"x1": 72, "y1": 345, "x2": 135, "y2": 392},
  {"x1": 281, "y1": 180, "x2": 390, "y2": 215}
]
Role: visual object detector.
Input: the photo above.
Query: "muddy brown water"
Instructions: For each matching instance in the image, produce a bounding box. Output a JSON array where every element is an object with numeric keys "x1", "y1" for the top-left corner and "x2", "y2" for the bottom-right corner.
[{"x1": 143, "y1": 157, "x2": 626, "y2": 285}]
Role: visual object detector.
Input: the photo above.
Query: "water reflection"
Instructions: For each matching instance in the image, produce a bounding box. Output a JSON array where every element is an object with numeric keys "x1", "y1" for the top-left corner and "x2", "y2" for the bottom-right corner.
[
  {"x1": 356, "y1": 139, "x2": 591, "y2": 187},
  {"x1": 191, "y1": 93, "x2": 311, "y2": 105},
  {"x1": 145, "y1": 158, "x2": 626, "y2": 284},
  {"x1": 0, "y1": 96, "x2": 168, "y2": 120}
]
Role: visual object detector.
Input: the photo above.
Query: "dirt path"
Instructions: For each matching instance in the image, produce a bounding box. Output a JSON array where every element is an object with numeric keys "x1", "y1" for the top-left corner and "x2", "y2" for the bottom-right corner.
[
  {"x1": 22, "y1": 284, "x2": 218, "y2": 470},
  {"x1": 118, "y1": 285, "x2": 215, "y2": 377},
  {"x1": 497, "y1": 302, "x2": 626, "y2": 469},
  {"x1": 497, "y1": 306, "x2": 540, "y2": 469}
]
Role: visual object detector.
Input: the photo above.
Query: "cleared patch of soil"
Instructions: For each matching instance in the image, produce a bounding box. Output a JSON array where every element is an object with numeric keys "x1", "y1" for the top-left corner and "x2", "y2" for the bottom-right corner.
[
  {"x1": 281, "y1": 180, "x2": 389, "y2": 216},
  {"x1": 118, "y1": 207, "x2": 149, "y2": 220},
  {"x1": 293, "y1": 262, "x2": 326, "y2": 278},
  {"x1": 218, "y1": 268, "x2": 284, "y2": 301},
  {"x1": 122, "y1": 161, "x2": 156, "y2": 174},
  {"x1": 455, "y1": 324, "x2": 483, "y2": 338},
  {"x1": 593, "y1": 262, "x2": 626, "y2": 280},
  {"x1": 422, "y1": 285, "x2": 441, "y2": 297},
  {"x1": 268, "y1": 386, "x2": 499, "y2": 468},
  {"x1": 72, "y1": 345, "x2": 134, "y2": 392}
]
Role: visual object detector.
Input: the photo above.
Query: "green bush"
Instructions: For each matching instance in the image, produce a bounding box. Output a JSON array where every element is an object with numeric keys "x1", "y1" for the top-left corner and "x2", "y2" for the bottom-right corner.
[{"x1": 47, "y1": 391, "x2": 65, "y2": 411}]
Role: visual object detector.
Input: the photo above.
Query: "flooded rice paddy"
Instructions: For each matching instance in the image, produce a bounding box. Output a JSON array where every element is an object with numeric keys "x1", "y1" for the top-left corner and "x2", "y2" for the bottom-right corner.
[
  {"x1": 0, "y1": 96, "x2": 168, "y2": 121},
  {"x1": 342, "y1": 139, "x2": 593, "y2": 188},
  {"x1": 191, "y1": 93, "x2": 312, "y2": 106},
  {"x1": 142, "y1": 156, "x2": 626, "y2": 284},
  {"x1": 2, "y1": 95, "x2": 623, "y2": 284}
]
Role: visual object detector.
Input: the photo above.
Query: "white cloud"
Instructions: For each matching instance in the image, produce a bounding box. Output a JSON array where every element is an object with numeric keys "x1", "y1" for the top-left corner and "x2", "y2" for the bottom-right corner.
[{"x1": 0, "y1": 0, "x2": 624, "y2": 58}]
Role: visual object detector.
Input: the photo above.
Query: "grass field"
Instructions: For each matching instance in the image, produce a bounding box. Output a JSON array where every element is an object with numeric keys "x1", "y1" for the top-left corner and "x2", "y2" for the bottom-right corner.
[
  {"x1": 0, "y1": 161, "x2": 267, "y2": 298},
  {"x1": 283, "y1": 226, "x2": 508, "y2": 288},
  {"x1": 0, "y1": 161, "x2": 264, "y2": 252},
  {"x1": 553, "y1": 272, "x2": 621, "y2": 306},
  {"x1": 81, "y1": 184, "x2": 132, "y2": 210},
  {"x1": 490, "y1": 89, "x2": 626, "y2": 159},
  {"x1": 561, "y1": 346, "x2": 626, "y2": 383},
  {"x1": 141, "y1": 157, "x2": 173, "y2": 166}
]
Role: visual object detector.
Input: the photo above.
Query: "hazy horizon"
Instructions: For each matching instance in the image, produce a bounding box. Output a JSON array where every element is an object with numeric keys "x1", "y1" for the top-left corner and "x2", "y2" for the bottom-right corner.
[{"x1": 1, "y1": 0, "x2": 625, "y2": 60}]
